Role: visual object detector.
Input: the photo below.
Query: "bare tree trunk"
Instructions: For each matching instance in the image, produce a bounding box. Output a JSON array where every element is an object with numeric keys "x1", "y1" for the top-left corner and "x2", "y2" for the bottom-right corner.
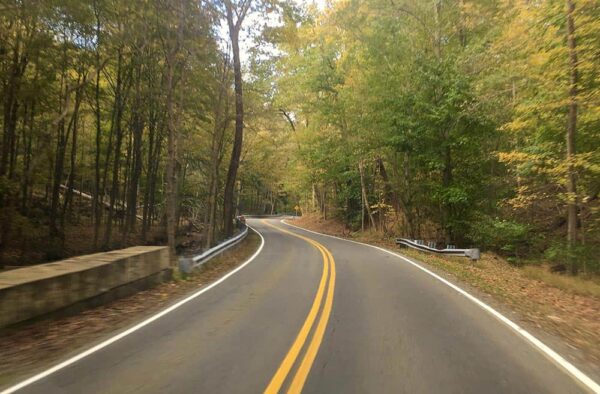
[
  {"x1": 126, "y1": 61, "x2": 143, "y2": 234},
  {"x1": 375, "y1": 156, "x2": 398, "y2": 210},
  {"x1": 165, "y1": 55, "x2": 177, "y2": 258},
  {"x1": 565, "y1": 0, "x2": 578, "y2": 253},
  {"x1": 49, "y1": 65, "x2": 71, "y2": 239},
  {"x1": 21, "y1": 100, "x2": 35, "y2": 212},
  {"x1": 442, "y1": 135, "x2": 453, "y2": 242},
  {"x1": 205, "y1": 59, "x2": 229, "y2": 248},
  {"x1": 359, "y1": 160, "x2": 376, "y2": 230},
  {"x1": 103, "y1": 49, "x2": 126, "y2": 249},
  {"x1": 61, "y1": 79, "x2": 84, "y2": 228},
  {"x1": 93, "y1": 0, "x2": 102, "y2": 248},
  {"x1": 121, "y1": 124, "x2": 132, "y2": 237},
  {"x1": 142, "y1": 112, "x2": 161, "y2": 241},
  {"x1": 361, "y1": 185, "x2": 365, "y2": 232},
  {"x1": 1, "y1": 27, "x2": 28, "y2": 179},
  {"x1": 222, "y1": 0, "x2": 251, "y2": 238}
]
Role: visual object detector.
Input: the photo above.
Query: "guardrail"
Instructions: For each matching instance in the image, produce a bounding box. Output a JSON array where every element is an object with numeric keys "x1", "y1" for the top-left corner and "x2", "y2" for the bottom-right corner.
[
  {"x1": 243, "y1": 213, "x2": 297, "y2": 218},
  {"x1": 178, "y1": 224, "x2": 249, "y2": 274},
  {"x1": 396, "y1": 238, "x2": 480, "y2": 261}
]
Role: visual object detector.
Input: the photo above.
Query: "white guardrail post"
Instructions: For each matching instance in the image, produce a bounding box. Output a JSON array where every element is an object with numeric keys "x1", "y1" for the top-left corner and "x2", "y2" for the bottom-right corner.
[
  {"x1": 395, "y1": 238, "x2": 480, "y2": 261},
  {"x1": 178, "y1": 224, "x2": 249, "y2": 274}
]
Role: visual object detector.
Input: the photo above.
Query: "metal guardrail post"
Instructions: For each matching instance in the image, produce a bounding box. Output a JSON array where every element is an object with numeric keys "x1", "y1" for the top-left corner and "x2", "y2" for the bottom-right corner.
[
  {"x1": 178, "y1": 257, "x2": 194, "y2": 275},
  {"x1": 465, "y1": 248, "x2": 480, "y2": 260}
]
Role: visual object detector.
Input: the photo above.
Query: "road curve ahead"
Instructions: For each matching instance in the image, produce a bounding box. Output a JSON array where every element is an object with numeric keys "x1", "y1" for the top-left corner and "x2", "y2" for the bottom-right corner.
[{"x1": 4, "y1": 218, "x2": 597, "y2": 394}]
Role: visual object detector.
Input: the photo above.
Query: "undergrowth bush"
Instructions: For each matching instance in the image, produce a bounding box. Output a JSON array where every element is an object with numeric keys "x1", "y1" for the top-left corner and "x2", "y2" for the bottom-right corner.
[
  {"x1": 467, "y1": 215, "x2": 531, "y2": 262},
  {"x1": 545, "y1": 242, "x2": 600, "y2": 275}
]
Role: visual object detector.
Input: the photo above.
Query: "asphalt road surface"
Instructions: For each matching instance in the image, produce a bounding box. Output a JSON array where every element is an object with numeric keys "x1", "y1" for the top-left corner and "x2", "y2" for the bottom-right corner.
[{"x1": 5, "y1": 218, "x2": 597, "y2": 394}]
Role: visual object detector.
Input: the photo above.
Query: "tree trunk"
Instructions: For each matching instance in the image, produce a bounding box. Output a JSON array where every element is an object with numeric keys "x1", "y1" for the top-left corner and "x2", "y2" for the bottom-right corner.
[
  {"x1": 442, "y1": 138, "x2": 453, "y2": 242},
  {"x1": 375, "y1": 156, "x2": 398, "y2": 210},
  {"x1": 61, "y1": 79, "x2": 84, "y2": 228},
  {"x1": 222, "y1": 0, "x2": 250, "y2": 238},
  {"x1": 1, "y1": 28, "x2": 27, "y2": 179},
  {"x1": 21, "y1": 100, "x2": 35, "y2": 212},
  {"x1": 142, "y1": 110, "x2": 161, "y2": 241},
  {"x1": 205, "y1": 60, "x2": 229, "y2": 248},
  {"x1": 126, "y1": 62, "x2": 143, "y2": 235},
  {"x1": 49, "y1": 67, "x2": 71, "y2": 239},
  {"x1": 359, "y1": 160, "x2": 376, "y2": 230},
  {"x1": 92, "y1": 0, "x2": 102, "y2": 247},
  {"x1": 103, "y1": 49, "x2": 125, "y2": 249},
  {"x1": 565, "y1": 0, "x2": 578, "y2": 252},
  {"x1": 165, "y1": 49, "x2": 178, "y2": 259}
]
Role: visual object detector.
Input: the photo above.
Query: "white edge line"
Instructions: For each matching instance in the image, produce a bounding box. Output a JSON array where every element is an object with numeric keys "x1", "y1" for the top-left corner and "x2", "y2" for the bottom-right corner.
[
  {"x1": 1, "y1": 225, "x2": 266, "y2": 394},
  {"x1": 280, "y1": 219, "x2": 600, "y2": 394}
]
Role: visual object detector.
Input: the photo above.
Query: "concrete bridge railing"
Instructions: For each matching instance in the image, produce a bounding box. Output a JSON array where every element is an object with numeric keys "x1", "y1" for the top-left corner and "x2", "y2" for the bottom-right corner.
[{"x1": 0, "y1": 246, "x2": 170, "y2": 328}]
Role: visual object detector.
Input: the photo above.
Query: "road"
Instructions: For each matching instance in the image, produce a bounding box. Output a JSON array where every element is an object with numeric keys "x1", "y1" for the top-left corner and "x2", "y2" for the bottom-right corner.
[{"x1": 5, "y1": 218, "x2": 596, "y2": 394}]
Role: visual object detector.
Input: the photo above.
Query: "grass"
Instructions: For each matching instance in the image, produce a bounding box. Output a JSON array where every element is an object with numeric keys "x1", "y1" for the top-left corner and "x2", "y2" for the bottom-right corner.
[
  {"x1": 333, "y1": 224, "x2": 600, "y2": 301},
  {"x1": 523, "y1": 266, "x2": 600, "y2": 298},
  {"x1": 400, "y1": 247, "x2": 600, "y2": 299}
]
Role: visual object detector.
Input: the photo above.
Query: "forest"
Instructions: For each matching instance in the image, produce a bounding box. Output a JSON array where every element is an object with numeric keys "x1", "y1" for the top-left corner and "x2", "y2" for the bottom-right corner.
[
  {"x1": 1, "y1": 0, "x2": 599, "y2": 275},
  {"x1": 274, "y1": 0, "x2": 600, "y2": 275},
  {"x1": 0, "y1": 0, "x2": 291, "y2": 268}
]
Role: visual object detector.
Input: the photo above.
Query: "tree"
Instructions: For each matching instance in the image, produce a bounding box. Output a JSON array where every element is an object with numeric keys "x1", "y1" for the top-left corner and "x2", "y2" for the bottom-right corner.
[
  {"x1": 565, "y1": 0, "x2": 578, "y2": 248},
  {"x1": 0, "y1": 0, "x2": 227, "y2": 266},
  {"x1": 221, "y1": 0, "x2": 252, "y2": 237},
  {"x1": 271, "y1": 0, "x2": 600, "y2": 273}
]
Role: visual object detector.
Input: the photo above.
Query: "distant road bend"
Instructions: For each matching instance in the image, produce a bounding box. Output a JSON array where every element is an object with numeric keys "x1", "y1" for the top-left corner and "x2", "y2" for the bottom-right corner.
[{"x1": 3, "y1": 218, "x2": 599, "y2": 394}]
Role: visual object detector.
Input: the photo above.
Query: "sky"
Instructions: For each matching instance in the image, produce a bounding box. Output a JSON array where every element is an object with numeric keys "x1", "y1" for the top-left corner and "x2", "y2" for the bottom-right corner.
[{"x1": 217, "y1": 0, "x2": 329, "y2": 64}]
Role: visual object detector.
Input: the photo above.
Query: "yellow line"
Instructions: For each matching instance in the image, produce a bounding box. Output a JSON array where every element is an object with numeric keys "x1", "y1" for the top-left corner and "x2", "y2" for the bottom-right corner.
[
  {"x1": 287, "y1": 246, "x2": 335, "y2": 394},
  {"x1": 262, "y1": 220, "x2": 336, "y2": 394}
]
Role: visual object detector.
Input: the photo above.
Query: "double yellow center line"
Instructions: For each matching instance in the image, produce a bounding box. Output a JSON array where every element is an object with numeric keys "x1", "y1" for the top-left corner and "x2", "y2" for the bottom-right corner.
[{"x1": 262, "y1": 220, "x2": 336, "y2": 394}]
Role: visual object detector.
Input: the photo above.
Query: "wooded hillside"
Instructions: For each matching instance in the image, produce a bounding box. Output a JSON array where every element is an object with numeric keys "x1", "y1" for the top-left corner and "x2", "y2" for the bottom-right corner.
[
  {"x1": 0, "y1": 0, "x2": 290, "y2": 267},
  {"x1": 271, "y1": 0, "x2": 600, "y2": 274},
  {"x1": 1, "y1": 0, "x2": 599, "y2": 276}
]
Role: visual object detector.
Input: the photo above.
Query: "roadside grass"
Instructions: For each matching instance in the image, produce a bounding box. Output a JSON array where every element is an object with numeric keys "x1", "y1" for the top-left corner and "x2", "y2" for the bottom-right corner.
[
  {"x1": 398, "y1": 249, "x2": 513, "y2": 298},
  {"x1": 400, "y1": 248, "x2": 600, "y2": 300},
  {"x1": 522, "y1": 266, "x2": 600, "y2": 298}
]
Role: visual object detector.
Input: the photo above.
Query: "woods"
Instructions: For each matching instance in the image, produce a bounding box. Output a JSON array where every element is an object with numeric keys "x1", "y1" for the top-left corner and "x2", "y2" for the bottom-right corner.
[
  {"x1": 1, "y1": 0, "x2": 599, "y2": 276},
  {"x1": 0, "y1": 0, "x2": 288, "y2": 268},
  {"x1": 272, "y1": 0, "x2": 600, "y2": 274},
  {"x1": 2, "y1": 2, "x2": 600, "y2": 389}
]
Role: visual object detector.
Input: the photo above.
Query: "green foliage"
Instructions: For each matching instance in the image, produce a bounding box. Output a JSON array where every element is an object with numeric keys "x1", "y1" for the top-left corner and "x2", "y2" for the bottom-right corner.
[
  {"x1": 271, "y1": 0, "x2": 600, "y2": 271},
  {"x1": 545, "y1": 242, "x2": 600, "y2": 275},
  {"x1": 0, "y1": 0, "x2": 251, "y2": 265},
  {"x1": 467, "y1": 215, "x2": 531, "y2": 260}
]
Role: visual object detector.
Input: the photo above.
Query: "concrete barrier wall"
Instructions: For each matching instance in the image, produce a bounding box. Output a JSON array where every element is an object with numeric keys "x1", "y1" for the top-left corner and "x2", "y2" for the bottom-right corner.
[{"x1": 0, "y1": 246, "x2": 170, "y2": 328}]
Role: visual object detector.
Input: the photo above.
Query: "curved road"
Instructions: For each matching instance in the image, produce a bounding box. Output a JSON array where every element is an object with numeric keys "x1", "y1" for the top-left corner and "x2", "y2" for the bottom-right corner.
[{"x1": 5, "y1": 218, "x2": 597, "y2": 393}]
